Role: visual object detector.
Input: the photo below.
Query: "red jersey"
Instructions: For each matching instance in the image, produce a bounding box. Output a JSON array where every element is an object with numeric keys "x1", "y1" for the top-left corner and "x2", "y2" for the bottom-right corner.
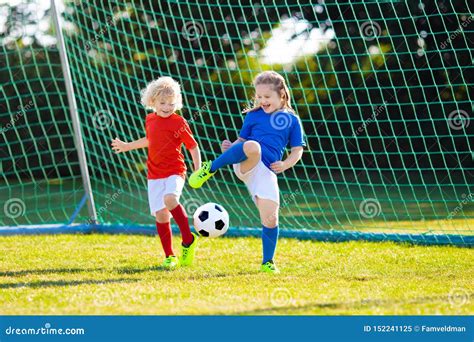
[{"x1": 145, "y1": 113, "x2": 198, "y2": 179}]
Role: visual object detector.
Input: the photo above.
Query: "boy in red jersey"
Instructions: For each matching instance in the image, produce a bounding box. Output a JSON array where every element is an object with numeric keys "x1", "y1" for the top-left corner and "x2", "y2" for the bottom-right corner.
[{"x1": 111, "y1": 77, "x2": 201, "y2": 269}]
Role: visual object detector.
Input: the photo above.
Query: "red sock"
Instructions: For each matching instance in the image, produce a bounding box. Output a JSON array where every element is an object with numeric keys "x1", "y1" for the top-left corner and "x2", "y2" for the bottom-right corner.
[
  {"x1": 156, "y1": 221, "x2": 174, "y2": 257},
  {"x1": 170, "y1": 204, "x2": 194, "y2": 246}
]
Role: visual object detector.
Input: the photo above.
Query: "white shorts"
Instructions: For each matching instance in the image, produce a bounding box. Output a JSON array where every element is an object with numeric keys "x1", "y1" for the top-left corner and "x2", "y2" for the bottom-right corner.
[
  {"x1": 148, "y1": 175, "x2": 185, "y2": 216},
  {"x1": 233, "y1": 161, "x2": 279, "y2": 205}
]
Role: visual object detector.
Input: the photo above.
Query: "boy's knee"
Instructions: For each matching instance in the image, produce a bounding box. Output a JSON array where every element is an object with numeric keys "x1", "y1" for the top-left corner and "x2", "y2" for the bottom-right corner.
[
  {"x1": 155, "y1": 209, "x2": 169, "y2": 223},
  {"x1": 164, "y1": 194, "x2": 179, "y2": 209},
  {"x1": 244, "y1": 141, "x2": 261, "y2": 156}
]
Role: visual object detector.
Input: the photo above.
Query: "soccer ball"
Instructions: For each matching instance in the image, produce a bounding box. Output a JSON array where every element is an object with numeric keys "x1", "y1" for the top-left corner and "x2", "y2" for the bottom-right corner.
[{"x1": 193, "y1": 202, "x2": 229, "y2": 238}]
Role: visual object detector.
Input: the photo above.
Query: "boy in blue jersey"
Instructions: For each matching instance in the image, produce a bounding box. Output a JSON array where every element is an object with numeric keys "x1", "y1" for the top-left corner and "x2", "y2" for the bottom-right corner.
[{"x1": 189, "y1": 71, "x2": 305, "y2": 273}]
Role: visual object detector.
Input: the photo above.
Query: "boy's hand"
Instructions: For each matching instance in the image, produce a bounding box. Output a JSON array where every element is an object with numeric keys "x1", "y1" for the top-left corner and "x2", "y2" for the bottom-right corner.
[
  {"x1": 111, "y1": 137, "x2": 129, "y2": 153},
  {"x1": 270, "y1": 161, "x2": 287, "y2": 174},
  {"x1": 221, "y1": 140, "x2": 232, "y2": 152}
]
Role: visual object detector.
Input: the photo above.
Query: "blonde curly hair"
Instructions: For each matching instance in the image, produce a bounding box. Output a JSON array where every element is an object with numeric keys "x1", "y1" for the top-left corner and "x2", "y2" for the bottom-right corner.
[{"x1": 140, "y1": 76, "x2": 183, "y2": 111}]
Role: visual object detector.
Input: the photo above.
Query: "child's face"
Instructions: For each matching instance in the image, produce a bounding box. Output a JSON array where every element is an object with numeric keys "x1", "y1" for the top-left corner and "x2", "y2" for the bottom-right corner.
[
  {"x1": 154, "y1": 95, "x2": 177, "y2": 118},
  {"x1": 255, "y1": 84, "x2": 284, "y2": 114}
]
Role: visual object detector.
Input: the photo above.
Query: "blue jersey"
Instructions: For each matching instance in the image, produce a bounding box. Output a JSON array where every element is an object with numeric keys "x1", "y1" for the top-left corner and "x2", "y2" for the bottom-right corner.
[{"x1": 239, "y1": 108, "x2": 305, "y2": 170}]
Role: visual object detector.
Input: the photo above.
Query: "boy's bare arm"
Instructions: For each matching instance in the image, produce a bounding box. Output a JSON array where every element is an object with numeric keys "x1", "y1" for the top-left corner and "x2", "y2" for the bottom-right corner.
[
  {"x1": 111, "y1": 137, "x2": 148, "y2": 153},
  {"x1": 188, "y1": 146, "x2": 202, "y2": 171}
]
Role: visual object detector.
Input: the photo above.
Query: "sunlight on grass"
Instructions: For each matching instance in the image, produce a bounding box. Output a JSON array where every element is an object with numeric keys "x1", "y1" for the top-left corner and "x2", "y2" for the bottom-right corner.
[{"x1": 0, "y1": 234, "x2": 472, "y2": 315}]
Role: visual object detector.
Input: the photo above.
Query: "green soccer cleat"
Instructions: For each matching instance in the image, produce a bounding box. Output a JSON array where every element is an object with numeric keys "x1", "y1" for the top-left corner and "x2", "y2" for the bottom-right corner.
[
  {"x1": 260, "y1": 261, "x2": 280, "y2": 274},
  {"x1": 188, "y1": 161, "x2": 215, "y2": 189},
  {"x1": 180, "y1": 233, "x2": 198, "y2": 266},
  {"x1": 161, "y1": 255, "x2": 179, "y2": 270}
]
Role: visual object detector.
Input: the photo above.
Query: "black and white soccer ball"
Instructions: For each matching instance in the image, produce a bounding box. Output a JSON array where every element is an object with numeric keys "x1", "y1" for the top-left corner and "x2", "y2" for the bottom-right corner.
[{"x1": 193, "y1": 202, "x2": 229, "y2": 238}]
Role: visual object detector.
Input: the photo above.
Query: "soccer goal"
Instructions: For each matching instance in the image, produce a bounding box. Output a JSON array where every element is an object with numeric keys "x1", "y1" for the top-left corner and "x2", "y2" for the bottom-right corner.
[{"x1": 1, "y1": 0, "x2": 472, "y2": 247}]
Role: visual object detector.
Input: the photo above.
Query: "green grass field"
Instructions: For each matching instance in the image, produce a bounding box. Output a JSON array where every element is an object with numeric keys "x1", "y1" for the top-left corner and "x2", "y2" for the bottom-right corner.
[{"x1": 1, "y1": 234, "x2": 472, "y2": 315}]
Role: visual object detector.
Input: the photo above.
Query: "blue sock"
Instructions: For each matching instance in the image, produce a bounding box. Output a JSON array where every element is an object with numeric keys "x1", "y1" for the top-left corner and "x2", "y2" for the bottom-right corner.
[
  {"x1": 210, "y1": 142, "x2": 247, "y2": 172},
  {"x1": 262, "y1": 225, "x2": 279, "y2": 264}
]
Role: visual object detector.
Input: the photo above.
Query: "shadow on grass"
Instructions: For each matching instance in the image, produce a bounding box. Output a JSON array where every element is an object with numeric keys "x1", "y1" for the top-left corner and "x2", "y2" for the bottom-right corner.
[
  {"x1": 114, "y1": 265, "x2": 257, "y2": 278},
  {"x1": 0, "y1": 265, "x2": 257, "y2": 279},
  {"x1": 233, "y1": 294, "x2": 463, "y2": 315},
  {"x1": 0, "y1": 268, "x2": 105, "y2": 277},
  {"x1": 0, "y1": 278, "x2": 139, "y2": 289},
  {"x1": 179, "y1": 270, "x2": 258, "y2": 280},
  {"x1": 114, "y1": 265, "x2": 161, "y2": 274}
]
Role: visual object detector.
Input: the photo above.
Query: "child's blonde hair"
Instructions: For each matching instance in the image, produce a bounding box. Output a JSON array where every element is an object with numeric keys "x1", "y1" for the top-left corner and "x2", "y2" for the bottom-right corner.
[
  {"x1": 244, "y1": 71, "x2": 294, "y2": 113},
  {"x1": 140, "y1": 76, "x2": 183, "y2": 111}
]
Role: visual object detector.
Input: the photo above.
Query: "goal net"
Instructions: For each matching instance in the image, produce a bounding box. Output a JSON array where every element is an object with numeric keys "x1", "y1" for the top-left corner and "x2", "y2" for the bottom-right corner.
[{"x1": 1, "y1": 0, "x2": 472, "y2": 246}]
